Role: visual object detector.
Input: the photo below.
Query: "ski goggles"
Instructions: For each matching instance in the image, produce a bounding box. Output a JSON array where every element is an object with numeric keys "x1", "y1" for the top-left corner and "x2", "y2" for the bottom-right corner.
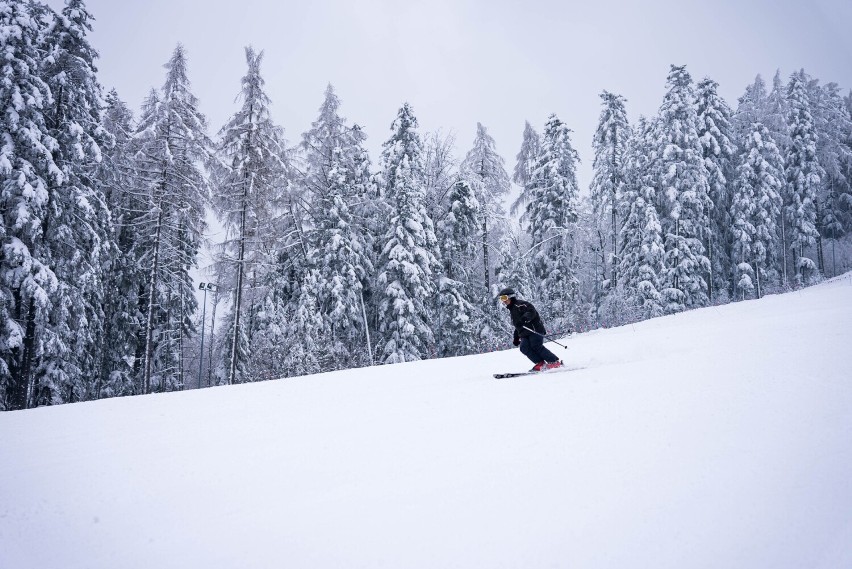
[{"x1": 498, "y1": 294, "x2": 511, "y2": 302}]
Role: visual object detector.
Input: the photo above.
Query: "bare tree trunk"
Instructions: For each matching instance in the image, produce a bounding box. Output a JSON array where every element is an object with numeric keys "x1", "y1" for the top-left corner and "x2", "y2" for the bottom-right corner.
[
  {"x1": 482, "y1": 218, "x2": 490, "y2": 293},
  {"x1": 816, "y1": 234, "x2": 825, "y2": 275},
  {"x1": 780, "y1": 215, "x2": 788, "y2": 287},
  {"x1": 754, "y1": 260, "x2": 762, "y2": 299},
  {"x1": 707, "y1": 236, "x2": 714, "y2": 302},
  {"x1": 360, "y1": 289, "x2": 373, "y2": 366},
  {"x1": 207, "y1": 282, "x2": 219, "y2": 388},
  {"x1": 228, "y1": 174, "x2": 251, "y2": 385},
  {"x1": 7, "y1": 291, "x2": 37, "y2": 410},
  {"x1": 611, "y1": 204, "x2": 618, "y2": 290},
  {"x1": 142, "y1": 207, "x2": 164, "y2": 394},
  {"x1": 832, "y1": 239, "x2": 837, "y2": 278}
]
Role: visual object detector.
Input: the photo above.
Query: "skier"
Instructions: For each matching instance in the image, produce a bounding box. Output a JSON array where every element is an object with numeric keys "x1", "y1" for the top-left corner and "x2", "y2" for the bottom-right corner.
[{"x1": 498, "y1": 287, "x2": 562, "y2": 372}]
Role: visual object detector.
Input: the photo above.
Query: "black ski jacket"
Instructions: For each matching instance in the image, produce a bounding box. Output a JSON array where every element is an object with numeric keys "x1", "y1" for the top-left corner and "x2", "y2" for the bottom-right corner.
[{"x1": 506, "y1": 298, "x2": 546, "y2": 340}]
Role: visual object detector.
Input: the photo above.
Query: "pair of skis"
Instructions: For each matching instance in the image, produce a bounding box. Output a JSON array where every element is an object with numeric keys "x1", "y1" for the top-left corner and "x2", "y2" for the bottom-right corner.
[{"x1": 493, "y1": 366, "x2": 583, "y2": 379}]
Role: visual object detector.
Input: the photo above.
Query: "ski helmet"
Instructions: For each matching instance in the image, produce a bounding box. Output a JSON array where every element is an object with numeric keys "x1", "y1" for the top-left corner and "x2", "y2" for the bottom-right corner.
[{"x1": 497, "y1": 287, "x2": 516, "y2": 299}]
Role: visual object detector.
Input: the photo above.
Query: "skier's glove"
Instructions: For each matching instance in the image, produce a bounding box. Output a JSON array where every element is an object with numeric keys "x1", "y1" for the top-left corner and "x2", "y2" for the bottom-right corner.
[{"x1": 513, "y1": 336, "x2": 520, "y2": 346}]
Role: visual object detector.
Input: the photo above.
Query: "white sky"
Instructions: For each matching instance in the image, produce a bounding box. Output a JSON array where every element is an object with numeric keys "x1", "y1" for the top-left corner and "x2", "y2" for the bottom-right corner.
[{"x1": 49, "y1": 0, "x2": 852, "y2": 192}]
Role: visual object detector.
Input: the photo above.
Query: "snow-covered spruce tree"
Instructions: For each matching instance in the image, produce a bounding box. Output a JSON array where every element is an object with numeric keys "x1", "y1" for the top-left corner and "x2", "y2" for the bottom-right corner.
[
  {"x1": 590, "y1": 91, "x2": 631, "y2": 290},
  {"x1": 696, "y1": 78, "x2": 737, "y2": 302},
  {"x1": 734, "y1": 75, "x2": 768, "y2": 139},
  {"x1": 132, "y1": 45, "x2": 211, "y2": 393},
  {"x1": 618, "y1": 117, "x2": 665, "y2": 320},
  {"x1": 765, "y1": 70, "x2": 790, "y2": 149},
  {"x1": 511, "y1": 121, "x2": 541, "y2": 216},
  {"x1": 731, "y1": 122, "x2": 784, "y2": 299},
  {"x1": 29, "y1": 0, "x2": 118, "y2": 406},
  {"x1": 783, "y1": 72, "x2": 822, "y2": 286},
  {"x1": 299, "y1": 85, "x2": 375, "y2": 370},
  {"x1": 0, "y1": 0, "x2": 61, "y2": 410},
  {"x1": 375, "y1": 103, "x2": 440, "y2": 363},
  {"x1": 729, "y1": 182, "x2": 756, "y2": 299},
  {"x1": 655, "y1": 65, "x2": 711, "y2": 313},
  {"x1": 807, "y1": 80, "x2": 852, "y2": 277},
  {"x1": 213, "y1": 47, "x2": 289, "y2": 384},
  {"x1": 94, "y1": 89, "x2": 140, "y2": 398},
  {"x1": 460, "y1": 123, "x2": 511, "y2": 295},
  {"x1": 523, "y1": 114, "x2": 581, "y2": 328},
  {"x1": 434, "y1": 179, "x2": 480, "y2": 356}
]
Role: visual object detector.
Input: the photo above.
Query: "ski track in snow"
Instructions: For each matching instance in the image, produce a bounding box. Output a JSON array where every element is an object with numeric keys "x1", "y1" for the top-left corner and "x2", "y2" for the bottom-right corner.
[{"x1": 1, "y1": 275, "x2": 852, "y2": 568}]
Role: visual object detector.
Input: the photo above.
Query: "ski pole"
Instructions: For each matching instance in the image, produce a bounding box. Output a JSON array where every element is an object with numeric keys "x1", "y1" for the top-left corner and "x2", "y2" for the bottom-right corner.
[{"x1": 523, "y1": 326, "x2": 569, "y2": 349}]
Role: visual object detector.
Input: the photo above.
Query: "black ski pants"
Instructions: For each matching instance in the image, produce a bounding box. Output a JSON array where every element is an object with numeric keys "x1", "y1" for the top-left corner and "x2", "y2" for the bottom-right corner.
[{"x1": 519, "y1": 333, "x2": 559, "y2": 364}]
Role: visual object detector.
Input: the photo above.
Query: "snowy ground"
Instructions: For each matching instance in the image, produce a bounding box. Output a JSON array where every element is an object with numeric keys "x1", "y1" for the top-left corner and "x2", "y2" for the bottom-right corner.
[{"x1": 2, "y1": 275, "x2": 852, "y2": 569}]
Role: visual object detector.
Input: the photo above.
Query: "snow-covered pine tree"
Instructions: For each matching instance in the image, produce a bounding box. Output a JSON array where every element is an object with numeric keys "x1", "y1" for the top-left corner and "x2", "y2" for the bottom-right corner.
[
  {"x1": 376, "y1": 103, "x2": 440, "y2": 363},
  {"x1": 0, "y1": 0, "x2": 61, "y2": 410},
  {"x1": 729, "y1": 193, "x2": 756, "y2": 299},
  {"x1": 734, "y1": 75, "x2": 768, "y2": 139},
  {"x1": 731, "y1": 122, "x2": 784, "y2": 299},
  {"x1": 28, "y1": 0, "x2": 117, "y2": 406},
  {"x1": 765, "y1": 70, "x2": 790, "y2": 149},
  {"x1": 590, "y1": 91, "x2": 631, "y2": 290},
  {"x1": 696, "y1": 77, "x2": 737, "y2": 301},
  {"x1": 214, "y1": 47, "x2": 289, "y2": 384},
  {"x1": 283, "y1": 267, "x2": 326, "y2": 376},
  {"x1": 460, "y1": 123, "x2": 511, "y2": 295},
  {"x1": 511, "y1": 121, "x2": 541, "y2": 216},
  {"x1": 93, "y1": 89, "x2": 139, "y2": 397},
  {"x1": 807, "y1": 80, "x2": 852, "y2": 277},
  {"x1": 523, "y1": 114, "x2": 581, "y2": 327},
  {"x1": 132, "y1": 45, "x2": 211, "y2": 393},
  {"x1": 783, "y1": 71, "x2": 823, "y2": 286},
  {"x1": 655, "y1": 65, "x2": 711, "y2": 313},
  {"x1": 299, "y1": 85, "x2": 375, "y2": 370},
  {"x1": 434, "y1": 179, "x2": 480, "y2": 356},
  {"x1": 618, "y1": 117, "x2": 665, "y2": 320}
]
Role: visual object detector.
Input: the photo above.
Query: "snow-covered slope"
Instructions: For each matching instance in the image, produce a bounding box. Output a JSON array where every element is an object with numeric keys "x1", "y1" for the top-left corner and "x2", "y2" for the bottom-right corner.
[{"x1": 2, "y1": 276, "x2": 852, "y2": 569}]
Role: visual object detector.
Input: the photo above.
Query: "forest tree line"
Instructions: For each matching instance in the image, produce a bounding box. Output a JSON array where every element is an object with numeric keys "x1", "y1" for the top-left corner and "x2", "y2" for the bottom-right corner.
[{"x1": 2, "y1": 0, "x2": 851, "y2": 410}]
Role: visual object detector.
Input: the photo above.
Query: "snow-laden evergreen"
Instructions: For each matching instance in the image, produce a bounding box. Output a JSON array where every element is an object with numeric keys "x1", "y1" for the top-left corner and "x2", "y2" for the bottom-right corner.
[
  {"x1": 523, "y1": 114, "x2": 581, "y2": 327},
  {"x1": 655, "y1": 65, "x2": 712, "y2": 313},
  {"x1": 375, "y1": 103, "x2": 440, "y2": 363},
  {"x1": 510, "y1": 120, "x2": 541, "y2": 216},
  {"x1": 618, "y1": 117, "x2": 665, "y2": 319},
  {"x1": 764, "y1": 70, "x2": 790, "y2": 149},
  {"x1": 434, "y1": 179, "x2": 480, "y2": 356},
  {"x1": 806, "y1": 78, "x2": 852, "y2": 277},
  {"x1": 131, "y1": 45, "x2": 211, "y2": 393},
  {"x1": 96, "y1": 89, "x2": 139, "y2": 398},
  {"x1": 731, "y1": 122, "x2": 785, "y2": 299},
  {"x1": 734, "y1": 74, "x2": 768, "y2": 138},
  {"x1": 590, "y1": 91, "x2": 631, "y2": 290},
  {"x1": 0, "y1": 0, "x2": 61, "y2": 410},
  {"x1": 301, "y1": 85, "x2": 375, "y2": 370},
  {"x1": 783, "y1": 72, "x2": 822, "y2": 286},
  {"x1": 32, "y1": 0, "x2": 114, "y2": 406},
  {"x1": 213, "y1": 47, "x2": 290, "y2": 384},
  {"x1": 696, "y1": 77, "x2": 737, "y2": 301}
]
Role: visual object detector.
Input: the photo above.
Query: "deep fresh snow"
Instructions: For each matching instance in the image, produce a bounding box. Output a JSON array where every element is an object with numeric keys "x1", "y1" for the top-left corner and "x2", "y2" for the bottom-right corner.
[{"x1": 2, "y1": 276, "x2": 851, "y2": 569}]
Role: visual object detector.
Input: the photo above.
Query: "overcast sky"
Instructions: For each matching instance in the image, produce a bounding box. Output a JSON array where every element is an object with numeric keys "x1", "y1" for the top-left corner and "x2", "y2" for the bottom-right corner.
[{"x1": 48, "y1": 0, "x2": 852, "y2": 195}]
